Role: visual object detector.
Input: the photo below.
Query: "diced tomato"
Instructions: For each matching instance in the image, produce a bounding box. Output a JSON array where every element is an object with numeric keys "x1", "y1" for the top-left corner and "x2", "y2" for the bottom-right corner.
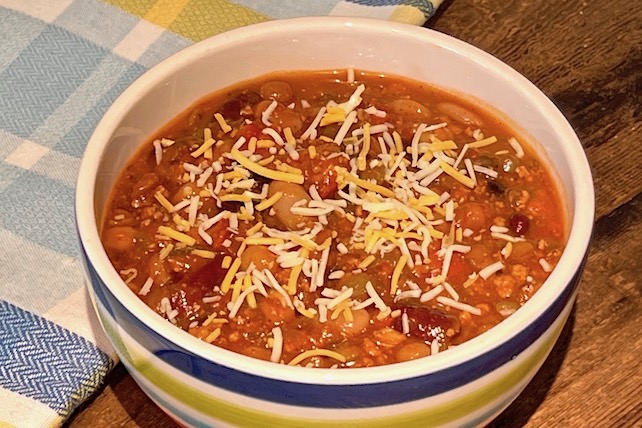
[
  {"x1": 238, "y1": 122, "x2": 263, "y2": 140},
  {"x1": 208, "y1": 219, "x2": 231, "y2": 250},
  {"x1": 447, "y1": 253, "x2": 473, "y2": 285},
  {"x1": 306, "y1": 157, "x2": 346, "y2": 198}
]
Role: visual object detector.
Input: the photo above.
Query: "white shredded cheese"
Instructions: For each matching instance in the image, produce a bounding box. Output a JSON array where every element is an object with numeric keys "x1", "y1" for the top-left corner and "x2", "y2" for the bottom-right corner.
[
  {"x1": 153, "y1": 140, "x2": 163, "y2": 165},
  {"x1": 401, "y1": 312, "x2": 410, "y2": 334},
  {"x1": 420, "y1": 284, "x2": 444, "y2": 302},
  {"x1": 539, "y1": 258, "x2": 553, "y2": 272},
  {"x1": 270, "y1": 326, "x2": 283, "y2": 363},
  {"x1": 479, "y1": 261, "x2": 505, "y2": 280},
  {"x1": 334, "y1": 110, "x2": 358, "y2": 145},
  {"x1": 262, "y1": 100, "x2": 278, "y2": 126},
  {"x1": 138, "y1": 277, "x2": 153, "y2": 296},
  {"x1": 508, "y1": 137, "x2": 525, "y2": 158},
  {"x1": 437, "y1": 296, "x2": 482, "y2": 315}
]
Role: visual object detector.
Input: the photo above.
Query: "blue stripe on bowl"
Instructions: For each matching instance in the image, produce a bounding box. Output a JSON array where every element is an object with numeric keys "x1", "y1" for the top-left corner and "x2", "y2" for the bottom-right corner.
[
  {"x1": 78, "y1": 239, "x2": 116, "y2": 319},
  {"x1": 81, "y1": 236, "x2": 586, "y2": 408}
]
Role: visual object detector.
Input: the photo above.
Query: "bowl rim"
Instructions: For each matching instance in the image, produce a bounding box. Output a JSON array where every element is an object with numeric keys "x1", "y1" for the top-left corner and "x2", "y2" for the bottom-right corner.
[{"x1": 76, "y1": 16, "x2": 595, "y2": 385}]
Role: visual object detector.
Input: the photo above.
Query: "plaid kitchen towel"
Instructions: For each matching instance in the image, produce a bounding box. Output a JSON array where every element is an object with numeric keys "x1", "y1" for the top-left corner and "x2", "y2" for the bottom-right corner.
[{"x1": 0, "y1": 0, "x2": 443, "y2": 426}]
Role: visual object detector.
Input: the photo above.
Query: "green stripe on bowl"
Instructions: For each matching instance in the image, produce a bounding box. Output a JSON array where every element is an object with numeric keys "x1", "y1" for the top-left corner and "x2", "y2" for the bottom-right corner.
[{"x1": 105, "y1": 308, "x2": 564, "y2": 428}]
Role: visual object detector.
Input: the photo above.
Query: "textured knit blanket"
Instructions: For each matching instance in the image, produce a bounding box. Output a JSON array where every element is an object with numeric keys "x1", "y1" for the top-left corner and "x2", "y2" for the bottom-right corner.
[{"x1": 0, "y1": 1, "x2": 442, "y2": 426}]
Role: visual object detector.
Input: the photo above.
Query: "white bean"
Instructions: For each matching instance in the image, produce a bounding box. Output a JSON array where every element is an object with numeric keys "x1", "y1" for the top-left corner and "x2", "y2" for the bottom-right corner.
[{"x1": 268, "y1": 181, "x2": 312, "y2": 231}]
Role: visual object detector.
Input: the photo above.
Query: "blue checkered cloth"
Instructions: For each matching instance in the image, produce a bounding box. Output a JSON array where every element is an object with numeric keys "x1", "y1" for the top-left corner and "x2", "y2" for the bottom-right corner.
[{"x1": 0, "y1": 0, "x2": 442, "y2": 426}]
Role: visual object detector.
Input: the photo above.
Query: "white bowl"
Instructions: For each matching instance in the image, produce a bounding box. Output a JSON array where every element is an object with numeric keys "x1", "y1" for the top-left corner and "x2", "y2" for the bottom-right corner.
[{"x1": 76, "y1": 17, "x2": 594, "y2": 428}]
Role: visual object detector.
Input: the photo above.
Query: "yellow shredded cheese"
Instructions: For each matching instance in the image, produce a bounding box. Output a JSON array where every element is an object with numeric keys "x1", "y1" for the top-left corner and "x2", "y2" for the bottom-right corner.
[
  {"x1": 294, "y1": 302, "x2": 317, "y2": 318},
  {"x1": 257, "y1": 155, "x2": 275, "y2": 166},
  {"x1": 231, "y1": 277, "x2": 243, "y2": 303},
  {"x1": 158, "y1": 226, "x2": 196, "y2": 246},
  {"x1": 467, "y1": 135, "x2": 497, "y2": 148},
  {"x1": 343, "y1": 172, "x2": 395, "y2": 198},
  {"x1": 219, "y1": 193, "x2": 252, "y2": 203},
  {"x1": 202, "y1": 313, "x2": 229, "y2": 327},
  {"x1": 373, "y1": 210, "x2": 408, "y2": 220},
  {"x1": 159, "y1": 243, "x2": 174, "y2": 260},
  {"x1": 317, "y1": 237, "x2": 333, "y2": 251},
  {"x1": 440, "y1": 161, "x2": 475, "y2": 188},
  {"x1": 276, "y1": 163, "x2": 303, "y2": 175},
  {"x1": 192, "y1": 249, "x2": 216, "y2": 259},
  {"x1": 357, "y1": 123, "x2": 371, "y2": 171},
  {"x1": 222, "y1": 170, "x2": 248, "y2": 180},
  {"x1": 308, "y1": 145, "x2": 317, "y2": 159},
  {"x1": 255, "y1": 191, "x2": 283, "y2": 211},
  {"x1": 172, "y1": 214, "x2": 190, "y2": 228},
  {"x1": 231, "y1": 149, "x2": 304, "y2": 184},
  {"x1": 456, "y1": 227, "x2": 463, "y2": 242},
  {"x1": 320, "y1": 106, "x2": 346, "y2": 126},
  {"x1": 220, "y1": 257, "x2": 242, "y2": 293},
  {"x1": 287, "y1": 234, "x2": 318, "y2": 251},
  {"x1": 284, "y1": 127, "x2": 296, "y2": 146},
  {"x1": 330, "y1": 300, "x2": 352, "y2": 320},
  {"x1": 390, "y1": 254, "x2": 408, "y2": 295},
  {"x1": 393, "y1": 131, "x2": 404, "y2": 153},
  {"x1": 287, "y1": 249, "x2": 309, "y2": 295},
  {"x1": 191, "y1": 138, "x2": 216, "y2": 158},
  {"x1": 221, "y1": 255, "x2": 233, "y2": 269},
  {"x1": 242, "y1": 273, "x2": 255, "y2": 307},
  {"x1": 246, "y1": 222, "x2": 265, "y2": 237},
  {"x1": 245, "y1": 237, "x2": 285, "y2": 246},
  {"x1": 248, "y1": 137, "x2": 257, "y2": 153},
  {"x1": 287, "y1": 349, "x2": 347, "y2": 366},
  {"x1": 257, "y1": 139, "x2": 275, "y2": 148},
  {"x1": 204, "y1": 328, "x2": 221, "y2": 343},
  {"x1": 214, "y1": 113, "x2": 232, "y2": 133},
  {"x1": 237, "y1": 212, "x2": 255, "y2": 222},
  {"x1": 358, "y1": 255, "x2": 376, "y2": 269},
  {"x1": 154, "y1": 192, "x2": 175, "y2": 212},
  {"x1": 428, "y1": 138, "x2": 458, "y2": 152}
]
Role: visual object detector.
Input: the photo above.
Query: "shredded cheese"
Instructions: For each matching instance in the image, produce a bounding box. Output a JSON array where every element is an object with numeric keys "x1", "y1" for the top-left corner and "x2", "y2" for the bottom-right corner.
[
  {"x1": 154, "y1": 192, "x2": 175, "y2": 212},
  {"x1": 437, "y1": 296, "x2": 482, "y2": 315},
  {"x1": 138, "y1": 277, "x2": 153, "y2": 296},
  {"x1": 230, "y1": 149, "x2": 304, "y2": 184},
  {"x1": 214, "y1": 113, "x2": 232, "y2": 133},
  {"x1": 192, "y1": 249, "x2": 216, "y2": 259},
  {"x1": 220, "y1": 257, "x2": 242, "y2": 293},
  {"x1": 358, "y1": 255, "x2": 376, "y2": 270},
  {"x1": 158, "y1": 226, "x2": 195, "y2": 246},
  {"x1": 191, "y1": 138, "x2": 217, "y2": 158},
  {"x1": 440, "y1": 161, "x2": 475, "y2": 188},
  {"x1": 467, "y1": 136, "x2": 497, "y2": 148},
  {"x1": 270, "y1": 327, "x2": 283, "y2": 363},
  {"x1": 287, "y1": 349, "x2": 347, "y2": 366},
  {"x1": 508, "y1": 137, "x2": 525, "y2": 158},
  {"x1": 479, "y1": 261, "x2": 505, "y2": 280}
]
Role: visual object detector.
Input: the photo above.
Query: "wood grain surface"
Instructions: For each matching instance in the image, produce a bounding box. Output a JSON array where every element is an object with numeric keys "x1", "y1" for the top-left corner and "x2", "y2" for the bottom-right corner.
[{"x1": 66, "y1": 0, "x2": 642, "y2": 426}]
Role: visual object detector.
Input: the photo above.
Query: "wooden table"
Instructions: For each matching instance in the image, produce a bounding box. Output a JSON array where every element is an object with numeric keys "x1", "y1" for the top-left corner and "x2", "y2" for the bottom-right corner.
[{"x1": 67, "y1": 0, "x2": 642, "y2": 426}]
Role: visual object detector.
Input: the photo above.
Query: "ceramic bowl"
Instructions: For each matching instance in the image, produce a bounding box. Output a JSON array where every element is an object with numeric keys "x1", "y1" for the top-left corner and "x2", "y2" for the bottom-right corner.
[{"x1": 76, "y1": 17, "x2": 594, "y2": 428}]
